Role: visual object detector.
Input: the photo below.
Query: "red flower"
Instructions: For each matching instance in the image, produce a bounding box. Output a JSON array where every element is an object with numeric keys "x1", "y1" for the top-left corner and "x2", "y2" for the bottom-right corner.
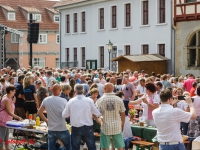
[{"x1": 129, "y1": 105, "x2": 134, "y2": 109}]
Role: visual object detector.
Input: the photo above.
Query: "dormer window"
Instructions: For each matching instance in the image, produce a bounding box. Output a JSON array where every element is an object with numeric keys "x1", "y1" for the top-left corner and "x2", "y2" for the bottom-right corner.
[
  {"x1": 20, "y1": 6, "x2": 41, "y2": 21},
  {"x1": 54, "y1": 15, "x2": 59, "y2": 22},
  {"x1": 35, "y1": 14, "x2": 41, "y2": 21},
  {"x1": 0, "y1": 5, "x2": 16, "y2": 20},
  {"x1": 8, "y1": 12, "x2": 15, "y2": 20},
  {"x1": 46, "y1": 7, "x2": 59, "y2": 23},
  {"x1": 27, "y1": 14, "x2": 42, "y2": 22}
]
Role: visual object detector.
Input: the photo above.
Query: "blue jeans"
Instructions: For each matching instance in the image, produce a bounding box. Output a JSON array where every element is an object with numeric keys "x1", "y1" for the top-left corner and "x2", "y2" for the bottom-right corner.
[
  {"x1": 180, "y1": 122, "x2": 189, "y2": 135},
  {"x1": 48, "y1": 130, "x2": 71, "y2": 150},
  {"x1": 71, "y1": 125, "x2": 96, "y2": 150},
  {"x1": 159, "y1": 143, "x2": 186, "y2": 150}
]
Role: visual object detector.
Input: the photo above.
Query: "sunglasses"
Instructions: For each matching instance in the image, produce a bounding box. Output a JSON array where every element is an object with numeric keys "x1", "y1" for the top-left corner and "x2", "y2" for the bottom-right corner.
[{"x1": 126, "y1": 87, "x2": 128, "y2": 91}]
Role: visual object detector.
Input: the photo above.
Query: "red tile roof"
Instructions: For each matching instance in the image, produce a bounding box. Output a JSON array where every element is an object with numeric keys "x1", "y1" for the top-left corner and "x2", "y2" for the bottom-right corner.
[
  {"x1": 46, "y1": 7, "x2": 59, "y2": 14},
  {"x1": 0, "y1": 0, "x2": 59, "y2": 30},
  {"x1": 54, "y1": 0, "x2": 86, "y2": 8},
  {"x1": 0, "y1": 5, "x2": 16, "y2": 11},
  {"x1": 20, "y1": 6, "x2": 41, "y2": 13}
]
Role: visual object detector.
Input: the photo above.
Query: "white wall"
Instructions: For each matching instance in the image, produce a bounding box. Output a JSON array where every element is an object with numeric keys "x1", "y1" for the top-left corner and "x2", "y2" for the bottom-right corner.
[{"x1": 60, "y1": 0, "x2": 172, "y2": 71}]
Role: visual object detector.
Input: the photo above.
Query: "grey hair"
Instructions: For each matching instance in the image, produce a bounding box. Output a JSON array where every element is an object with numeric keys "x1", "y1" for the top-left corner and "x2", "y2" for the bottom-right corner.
[
  {"x1": 74, "y1": 84, "x2": 84, "y2": 94},
  {"x1": 93, "y1": 78, "x2": 100, "y2": 83}
]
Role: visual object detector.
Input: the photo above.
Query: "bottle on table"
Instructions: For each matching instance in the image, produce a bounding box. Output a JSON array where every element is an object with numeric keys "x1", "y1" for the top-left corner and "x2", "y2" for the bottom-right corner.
[
  {"x1": 139, "y1": 111, "x2": 143, "y2": 117},
  {"x1": 29, "y1": 114, "x2": 32, "y2": 123},
  {"x1": 36, "y1": 116, "x2": 40, "y2": 126},
  {"x1": 139, "y1": 111, "x2": 144, "y2": 126},
  {"x1": 29, "y1": 114, "x2": 32, "y2": 120}
]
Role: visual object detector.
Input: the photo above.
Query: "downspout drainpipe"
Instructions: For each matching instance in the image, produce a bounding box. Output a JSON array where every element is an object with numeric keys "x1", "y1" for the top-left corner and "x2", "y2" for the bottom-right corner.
[
  {"x1": 171, "y1": 0, "x2": 176, "y2": 75},
  {"x1": 59, "y1": 12, "x2": 62, "y2": 69},
  {"x1": 171, "y1": 0, "x2": 176, "y2": 76}
]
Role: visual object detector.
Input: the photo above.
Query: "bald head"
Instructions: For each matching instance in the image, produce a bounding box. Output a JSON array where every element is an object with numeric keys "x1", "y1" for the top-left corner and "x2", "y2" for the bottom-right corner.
[
  {"x1": 104, "y1": 83, "x2": 114, "y2": 93},
  {"x1": 52, "y1": 84, "x2": 61, "y2": 96}
]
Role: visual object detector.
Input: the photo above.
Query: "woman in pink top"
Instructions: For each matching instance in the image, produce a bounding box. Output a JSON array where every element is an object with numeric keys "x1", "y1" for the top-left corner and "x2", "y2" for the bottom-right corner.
[
  {"x1": 188, "y1": 86, "x2": 200, "y2": 138},
  {"x1": 129, "y1": 83, "x2": 160, "y2": 126},
  {"x1": 0, "y1": 86, "x2": 22, "y2": 150}
]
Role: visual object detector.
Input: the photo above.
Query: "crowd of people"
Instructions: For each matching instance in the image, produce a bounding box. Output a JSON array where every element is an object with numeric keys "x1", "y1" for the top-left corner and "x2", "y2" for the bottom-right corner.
[{"x1": 0, "y1": 66, "x2": 200, "y2": 150}]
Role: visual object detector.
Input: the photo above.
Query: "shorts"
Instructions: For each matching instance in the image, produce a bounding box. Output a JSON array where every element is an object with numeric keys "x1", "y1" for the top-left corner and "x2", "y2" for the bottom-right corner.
[
  {"x1": 24, "y1": 102, "x2": 37, "y2": 114},
  {"x1": 100, "y1": 132, "x2": 125, "y2": 149},
  {"x1": 0, "y1": 126, "x2": 9, "y2": 146}
]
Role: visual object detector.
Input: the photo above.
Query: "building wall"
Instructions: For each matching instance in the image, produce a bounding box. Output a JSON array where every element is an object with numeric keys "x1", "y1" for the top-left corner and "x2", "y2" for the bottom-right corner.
[
  {"x1": 60, "y1": 0, "x2": 172, "y2": 72},
  {"x1": 5, "y1": 31, "x2": 60, "y2": 69},
  {"x1": 175, "y1": 20, "x2": 200, "y2": 76}
]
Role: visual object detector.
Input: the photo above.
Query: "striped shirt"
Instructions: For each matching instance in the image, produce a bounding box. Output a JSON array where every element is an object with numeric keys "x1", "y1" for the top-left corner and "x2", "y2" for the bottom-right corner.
[{"x1": 96, "y1": 93, "x2": 125, "y2": 135}]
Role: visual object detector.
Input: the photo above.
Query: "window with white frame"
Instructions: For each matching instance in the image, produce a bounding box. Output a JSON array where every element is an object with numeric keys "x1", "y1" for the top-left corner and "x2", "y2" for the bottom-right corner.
[
  {"x1": 73, "y1": 13, "x2": 78, "y2": 33},
  {"x1": 8, "y1": 13, "x2": 15, "y2": 20},
  {"x1": 56, "y1": 34, "x2": 59, "y2": 44},
  {"x1": 142, "y1": 44, "x2": 149, "y2": 54},
  {"x1": 81, "y1": 12, "x2": 86, "y2": 32},
  {"x1": 125, "y1": 45, "x2": 130, "y2": 55},
  {"x1": 54, "y1": 15, "x2": 59, "y2": 22},
  {"x1": 55, "y1": 58, "x2": 60, "y2": 68},
  {"x1": 111, "y1": 6, "x2": 117, "y2": 28},
  {"x1": 27, "y1": 14, "x2": 41, "y2": 21},
  {"x1": 35, "y1": 14, "x2": 41, "y2": 21},
  {"x1": 158, "y1": 44, "x2": 165, "y2": 57},
  {"x1": 32, "y1": 58, "x2": 45, "y2": 67},
  {"x1": 141, "y1": 0, "x2": 149, "y2": 25},
  {"x1": 39, "y1": 34, "x2": 47, "y2": 43},
  {"x1": 11, "y1": 33, "x2": 19, "y2": 43},
  {"x1": 99, "y1": 8, "x2": 104, "y2": 29},
  {"x1": 125, "y1": 3, "x2": 131, "y2": 27}
]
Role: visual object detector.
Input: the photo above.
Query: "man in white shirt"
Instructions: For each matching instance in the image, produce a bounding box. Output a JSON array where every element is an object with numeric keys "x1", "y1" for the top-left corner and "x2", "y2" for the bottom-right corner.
[
  {"x1": 62, "y1": 84, "x2": 101, "y2": 150},
  {"x1": 152, "y1": 89, "x2": 197, "y2": 150},
  {"x1": 45, "y1": 70, "x2": 55, "y2": 95},
  {"x1": 93, "y1": 78, "x2": 104, "y2": 97},
  {"x1": 136, "y1": 78, "x2": 146, "y2": 98}
]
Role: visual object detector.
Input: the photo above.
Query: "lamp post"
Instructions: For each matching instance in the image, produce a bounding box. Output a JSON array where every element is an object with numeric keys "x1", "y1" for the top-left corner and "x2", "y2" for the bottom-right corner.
[{"x1": 106, "y1": 40, "x2": 113, "y2": 70}]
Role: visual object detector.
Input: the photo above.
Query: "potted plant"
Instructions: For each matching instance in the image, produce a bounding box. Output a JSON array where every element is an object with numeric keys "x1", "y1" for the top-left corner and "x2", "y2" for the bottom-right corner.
[{"x1": 129, "y1": 105, "x2": 136, "y2": 122}]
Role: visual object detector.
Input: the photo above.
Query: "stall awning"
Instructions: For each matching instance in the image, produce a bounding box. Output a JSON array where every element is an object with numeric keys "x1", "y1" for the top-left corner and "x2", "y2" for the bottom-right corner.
[{"x1": 111, "y1": 54, "x2": 169, "y2": 62}]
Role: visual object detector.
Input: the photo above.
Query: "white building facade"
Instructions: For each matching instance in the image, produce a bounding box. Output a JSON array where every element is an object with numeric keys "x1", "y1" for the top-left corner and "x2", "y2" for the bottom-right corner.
[{"x1": 55, "y1": 0, "x2": 174, "y2": 73}]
